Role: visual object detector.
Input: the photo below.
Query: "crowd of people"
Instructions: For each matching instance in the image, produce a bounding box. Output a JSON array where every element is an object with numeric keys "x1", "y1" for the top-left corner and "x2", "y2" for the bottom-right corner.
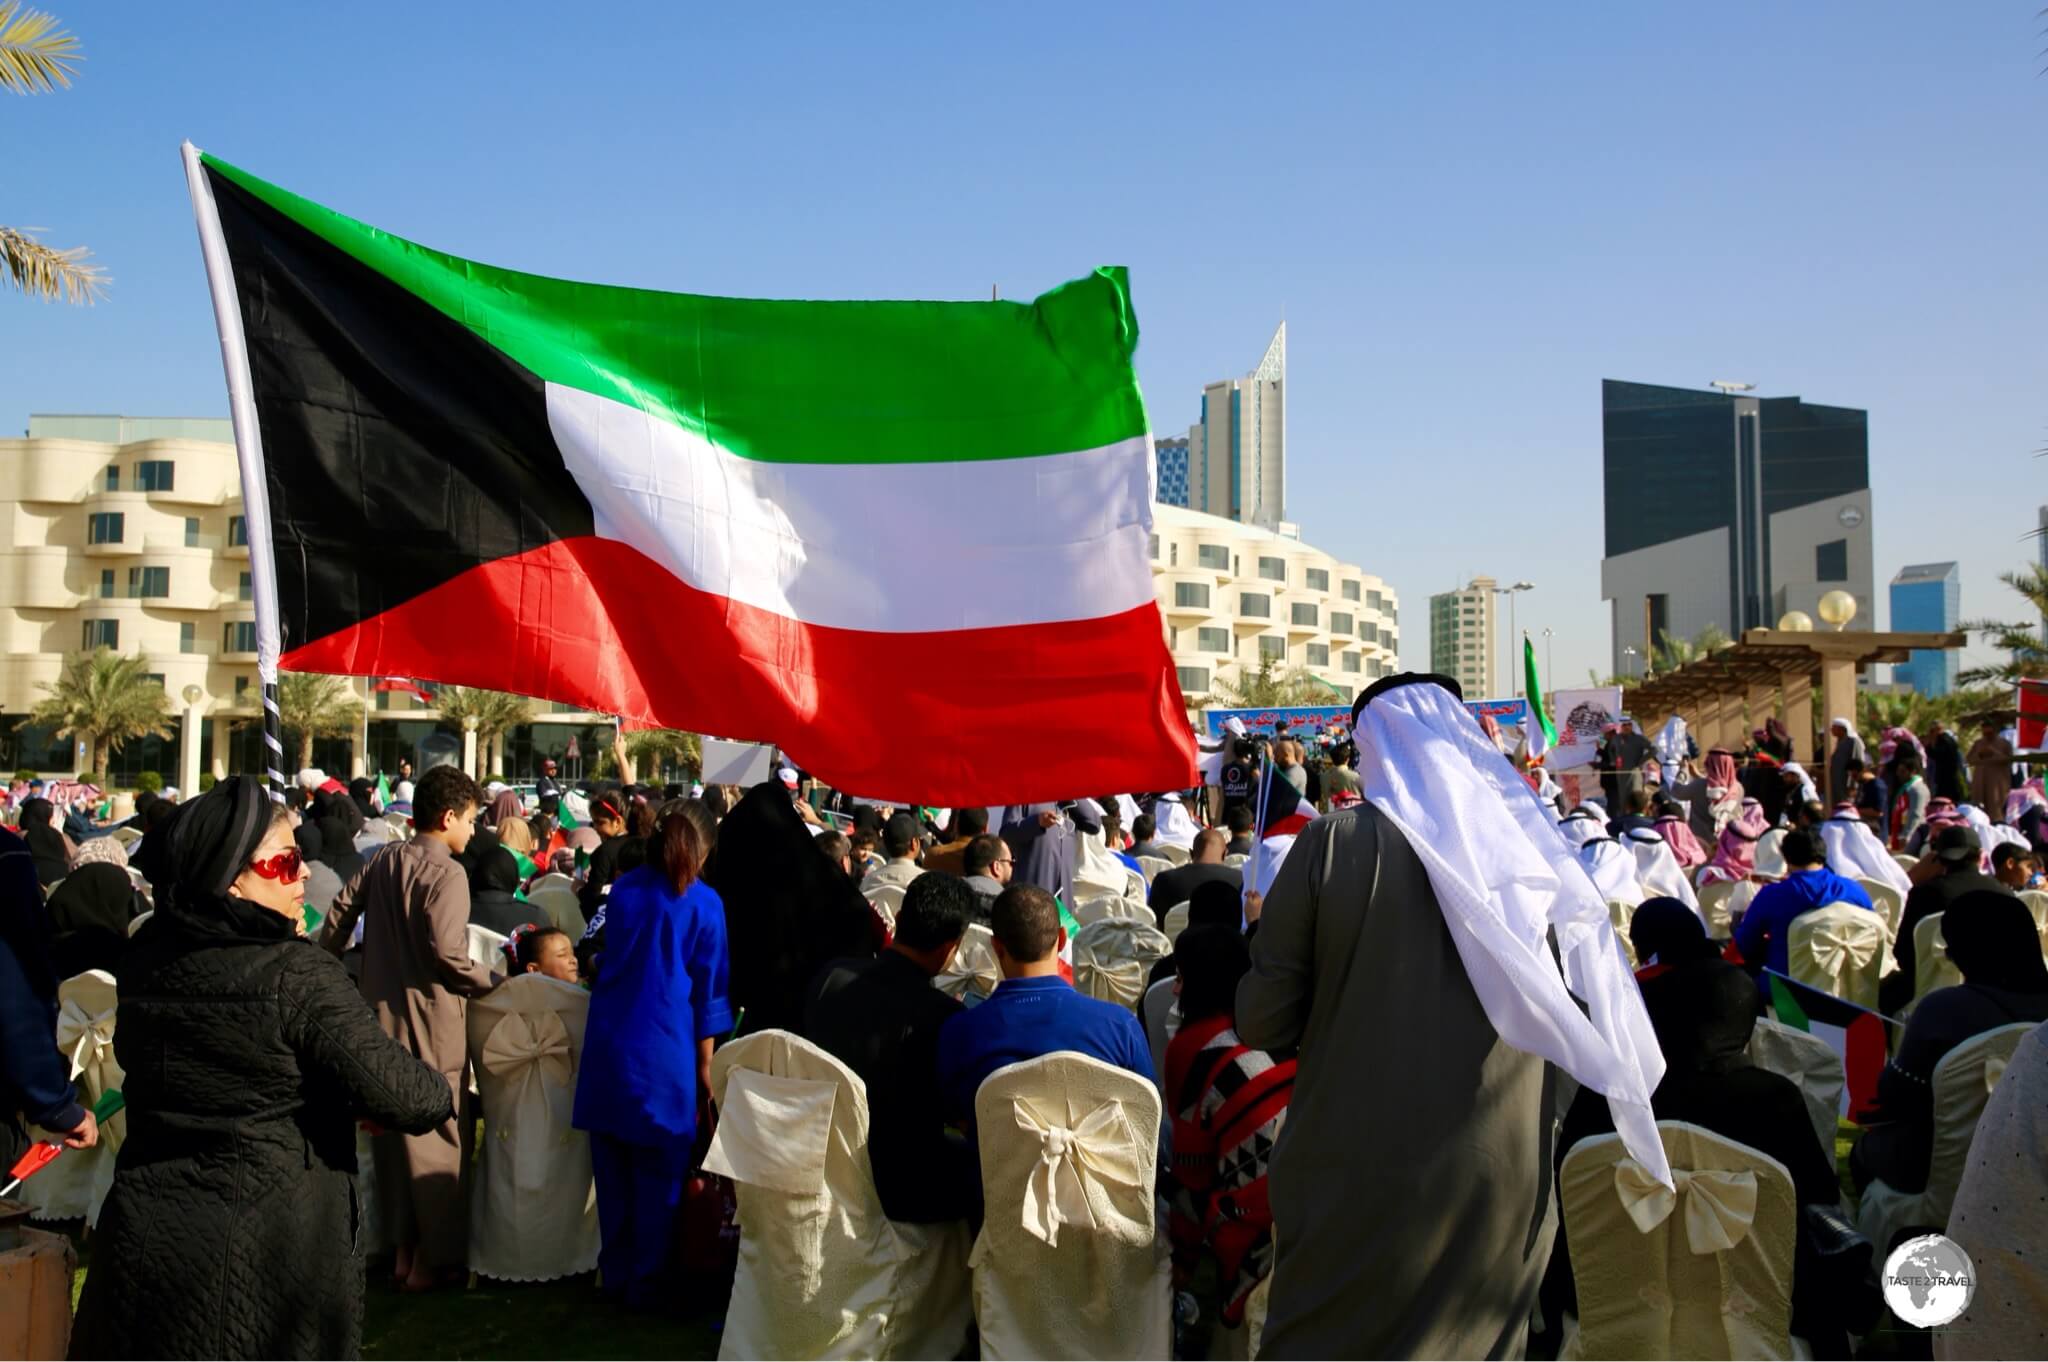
[{"x1": 4, "y1": 682, "x2": 2047, "y2": 1358}]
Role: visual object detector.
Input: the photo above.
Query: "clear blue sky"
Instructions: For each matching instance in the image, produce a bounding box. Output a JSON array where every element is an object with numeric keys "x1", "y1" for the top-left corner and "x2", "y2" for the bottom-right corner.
[{"x1": 7, "y1": 0, "x2": 2042, "y2": 686}]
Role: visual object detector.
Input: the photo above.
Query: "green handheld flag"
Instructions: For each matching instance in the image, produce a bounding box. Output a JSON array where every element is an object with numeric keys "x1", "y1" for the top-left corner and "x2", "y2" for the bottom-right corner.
[
  {"x1": 374, "y1": 772, "x2": 392, "y2": 809},
  {"x1": 1523, "y1": 637, "x2": 1556, "y2": 757}
]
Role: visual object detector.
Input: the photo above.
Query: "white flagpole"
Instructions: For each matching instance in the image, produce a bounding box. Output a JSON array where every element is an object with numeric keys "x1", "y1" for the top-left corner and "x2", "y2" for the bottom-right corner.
[{"x1": 182, "y1": 141, "x2": 286, "y2": 801}]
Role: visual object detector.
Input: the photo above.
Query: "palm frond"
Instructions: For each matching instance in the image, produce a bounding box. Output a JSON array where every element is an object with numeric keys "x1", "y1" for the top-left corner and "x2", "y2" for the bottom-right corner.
[
  {"x1": 1, "y1": 225, "x2": 107, "y2": 303},
  {"x1": 0, "y1": 2, "x2": 79, "y2": 93}
]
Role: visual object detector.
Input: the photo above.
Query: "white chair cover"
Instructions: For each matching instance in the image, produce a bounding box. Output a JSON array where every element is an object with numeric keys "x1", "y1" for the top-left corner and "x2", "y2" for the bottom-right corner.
[
  {"x1": 1786, "y1": 904, "x2": 1886, "y2": 1011},
  {"x1": 1070, "y1": 918, "x2": 1172, "y2": 1011},
  {"x1": 1856, "y1": 878, "x2": 1904, "y2": 938},
  {"x1": 466, "y1": 923, "x2": 509, "y2": 976},
  {"x1": 1914, "y1": 913, "x2": 1962, "y2": 1003},
  {"x1": 465, "y1": 974, "x2": 598, "y2": 1281},
  {"x1": 1696, "y1": 879, "x2": 1754, "y2": 939},
  {"x1": 1222, "y1": 853, "x2": 1249, "y2": 870},
  {"x1": 709, "y1": 1031, "x2": 972, "y2": 1361},
  {"x1": 1140, "y1": 978, "x2": 1179, "y2": 1090},
  {"x1": 969, "y1": 1052, "x2": 1170, "y2": 1360},
  {"x1": 110, "y1": 825, "x2": 142, "y2": 848},
  {"x1": 21, "y1": 970, "x2": 123, "y2": 1227},
  {"x1": 1745, "y1": 1016, "x2": 1845, "y2": 1168},
  {"x1": 526, "y1": 885, "x2": 586, "y2": 939},
  {"x1": 2018, "y1": 890, "x2": 2048, "y2": 957},
  {"x1": 125, "y1": 908, "x2": 153, "y2": 938},
  {"x1": 863, "y1": 882, "x2": 907, "y2": 929},
  {"x1": 1558, "y1": 1122, "x2": 1798, "y2": 1361},
  {"x1": 1156, "y1": 843, "x2": 1191, "y2": 867},
  {"x1": 1755, "y1": 828, "x2": 1788, "y2": 880},
  {"x1": 934, "y1": 923, "x2": 1000, "y2": 1002},
  {"x1": 1133, "y1": 856, "x2": 1171, "y2": 888},
  {"x1": 1073, "y1": 894, "x2": 1152, "y2": 927},
  {"x1": 1160, "y1": 902, "x2": 1191, "y2": 941},
  {"x1": 1891, "y1": 852, "x2": 1919, "y2": 871},
  {"x1": 529, "y1": 871, "x2": 573, "y2": 895},
  {"x1": 1857, "y1": 1023, "x2": 2033, "y2": 1254}
]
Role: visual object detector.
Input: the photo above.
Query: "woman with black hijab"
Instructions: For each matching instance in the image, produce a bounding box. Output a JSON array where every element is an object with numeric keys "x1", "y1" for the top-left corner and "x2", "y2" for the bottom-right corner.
[
  {"x1": 315, "y1": 796, "x2": 368, "y2": 887},
  {"x1": 1628, "y1": 896, "x2": 1728, "y2": 979},
  {"x1": 70, "y1": 777, "x2": 453, "y2": 1361},
  {"x1": 294, "y1": 821, "x2": 344, "y2": 926},
  {"x1": 1853, "y1": 890, "x2": 2048, "y2": 1195},
  {"x1": 18, "y1": 796, "x2": 70, "y2": 885},
  {"x1": 468, "y1": 846, "x2": 535, "y2": 936},
  {"x1": 45, "y1": 840, "x2": 144, "y2": 979}
]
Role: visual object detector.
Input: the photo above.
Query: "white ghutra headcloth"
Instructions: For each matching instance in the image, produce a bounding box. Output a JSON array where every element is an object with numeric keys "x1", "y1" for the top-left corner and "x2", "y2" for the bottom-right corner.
[{"x1": 1352, "y1": 675, "x2": 1672, "y2": 1187}]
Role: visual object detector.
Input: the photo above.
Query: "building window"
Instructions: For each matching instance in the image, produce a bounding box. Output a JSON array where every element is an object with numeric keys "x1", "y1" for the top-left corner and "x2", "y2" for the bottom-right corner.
[
  {"x1": 1238, "y1": 592, "x2": 1270, "y2": 618},
  {"x1": 1305, "y1": 568, "x2": 1330, "y2": 592},
  {"x1": 1331, "y1": 610, "x2": 1353, "y2": 635},
  {"x1": 135, "y1": 460, "x2": 175, "y2": 492},
  {"x1": 224, "y1": 620, "x2": 257, "y2": 653},
  {"x1": 1174, "y1": 582, "x2": 1211, "y2": 609},
  {"x1": 1196, "y1": 544, "x2": 1229, "y2": 571},
  {"x1": 1290, "y1": 602, "x2": 1318, "y2": 627},
  {"x1": 1197, "y1": 626, "x2": 1230, "y2": 653},
  {"x1": 181, "y1": 516, "x2": 199, "y2": 547},
  {"x1": 179, "y1": 621, "x2": 196, "y2": 654},
  {"x1": 239, "y1": 571, "x2": 252, "y2": 602},
  {"x1": 1362, "y1": 621, "x2": 1380, "y2": 643},
  {"x1": 1815, "y1": 538, "x2": 1848, "y2": 583},
  {"x1": 142, "y1": 673, "x2": 166, "y2": 689},
  {"x1": 1169, "y1": 542, "x2": 1178, "y2": 566},
  {"x1": 97, "y1": 568, "x2": 114, "y2": 599},
  {"x1": 228, "y1": 515, "x2": 247, "y2": 547},
  {"x1": 87, "y1": 511, "x2": 124, "y2": 545},
  {"x1": 127, "y1": 566, "x2": 169, "y2": 598},
  {"x1": 1149, "y1": 533, "x2": 1159, "y2": 561},
  {"x1": 103, "y1": 464, "x2": 119, "y2": 491},
  {"x1": 234, "y1": 676, "x2": 251, "y2": 702},
  {"x1": 1367, "y1": 589, "x2": 1384, "y2": 611},
  {"x1": 82, "y1": 619, "x2": 119, "y2": 650},
  {"x1": 1257, "y1": 556, "x2": 1286, "y2": 582},
  {"x1": 1307, "y1": 643, "x2": 1330, "y2": 666},
  {"x1": 1176, "y1": 666, "x2": 1209, "y2": 693},
  {"x1": 1343, "y1": 652, "x2": 1362, "y2": 673},
  {"x1": 1258, "y1": 635, "x2": 1285, "y2": 663},
  {"x1": 1343, "y1": 580, "x2": 1361, "y2": 602}
]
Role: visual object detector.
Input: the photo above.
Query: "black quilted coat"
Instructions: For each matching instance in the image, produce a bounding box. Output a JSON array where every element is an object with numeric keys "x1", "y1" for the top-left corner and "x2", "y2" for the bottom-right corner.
[{"x1": 69, "y1": 896, "x2": 452, "y2": 1360}]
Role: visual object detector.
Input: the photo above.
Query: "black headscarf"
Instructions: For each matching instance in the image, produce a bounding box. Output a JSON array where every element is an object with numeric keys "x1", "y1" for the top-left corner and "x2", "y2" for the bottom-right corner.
[
  {"x1": 704, "y1": 779, "x2": 879, "y2": 1034},
  {"x1": 1630, "y1": 896, "x2": 1721, "y2": 968},
  {"x1": 18, "y1": 797, "x2": 68, "y2": 886},
  {"x1": 46, "y1": 863, "x2": 140, "y2": 978},
  {"x1": 0, "y1": 825, "x2": 58, "y2": 1001},
  {"x1": 348, "y1": 776, "x2": 375, "y2": 819},
  {"x1": 132, "y1": 776, "x2": 291, "y2": 945},
  {"x1": 1172, "y1": 923, "x2": 1251, "y2": 1023},
  {"x1": 1641, "y1": 959, "x2": 1759, "y2": 1076},
  {"x1": 1944, "y1": 890, "x2": 2048, "y2": 995},
  {"x1": 293, "y1": 823, "x2": 324, "y2": 861},
  {"x1": 472, "y1": 845, "x2": 523, "y2": 896},
  {"x1": 1189, "y1": 879, "x2": 1244, "y2": 931}
]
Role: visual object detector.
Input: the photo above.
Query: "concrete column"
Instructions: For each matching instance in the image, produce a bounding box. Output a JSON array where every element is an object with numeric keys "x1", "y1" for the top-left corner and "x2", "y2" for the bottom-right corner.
[
  {"x1": 1818, "y1": 658, "x2": 1859, "y2": 805},
  {"x1": 1690, "y1": 693, "x2": 1725, "y2": 753},
  {"x1": 1780, "y1": 671, "x2": 1815, "y2": 771},
  {"x1": 179, "y1": 703, "x2": 204, "y2": 798},
  {"x1": 462, "y1": 727, "x2": 479, "y2": 779},
  {"x1": 209, "y1": 715, "x2": 232, "y2": 781}
]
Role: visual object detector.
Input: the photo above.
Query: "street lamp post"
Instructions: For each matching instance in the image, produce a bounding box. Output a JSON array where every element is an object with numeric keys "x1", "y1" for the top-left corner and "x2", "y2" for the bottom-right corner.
[
  {"x1": 1542, "y1": 627, "x2": 1554, "y2": 689},
  {"x1": 462, "y1": 715, "x2": 480, "y2": 779},
  {"x1": 180, "y1": 685, "x2": 204, "y2": 797},
  {"x1": 1492, "y1": 581, "x2": 1535, "y2": 696},
  {"x1": 1623, "y1": 645, "x2": 1639, "y2": 680}
]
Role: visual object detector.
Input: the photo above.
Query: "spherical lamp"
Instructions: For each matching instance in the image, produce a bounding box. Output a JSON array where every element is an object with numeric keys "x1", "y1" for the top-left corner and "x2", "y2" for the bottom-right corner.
[
  {"x1": 181, "y1": 684, "x2": 203, "y2": 706},
  {"x1": 1776, "y1": 611, "x2": 1814, "y2": 633},
  {"x1": 1815, "y1": 591, "x2": 1858, "y2": 631}
]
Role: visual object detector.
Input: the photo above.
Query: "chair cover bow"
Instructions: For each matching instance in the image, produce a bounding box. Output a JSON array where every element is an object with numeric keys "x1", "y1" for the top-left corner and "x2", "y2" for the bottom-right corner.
[
  {"x1": 481, "y1": 1009, "x2": 575, "y2": 1187},
  {"x1": 1013, "y1": 1099, "x2": 1145, "y2": 1246},
  {"x1": 481, "y1": 1008, "x2": 573, "y2": 1088},
  {"x1": 55, "y1": 998, "x2": 117, "y2": 1083},
  {"x1": 1805, "y1": 924, "x2": 1880, "y2": 990},
  {"x1": 702, "y1": 1068, "x2": 835, "y2": 1196},
  {"x1": 1615, "y1": 1158, "x2": 1758, "y2": 1253}
]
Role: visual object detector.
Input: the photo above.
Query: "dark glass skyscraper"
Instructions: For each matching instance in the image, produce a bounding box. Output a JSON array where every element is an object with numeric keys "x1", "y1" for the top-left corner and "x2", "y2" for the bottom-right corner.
[{"x1": 1600, "y1": 380, "x2": 1872, "y2": 676}]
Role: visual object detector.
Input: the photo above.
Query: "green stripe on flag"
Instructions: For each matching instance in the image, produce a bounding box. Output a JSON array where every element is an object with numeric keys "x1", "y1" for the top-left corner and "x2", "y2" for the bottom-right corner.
[
  {"x1": 1523, "y1": 637, "x2": 1557, "y2": 749},
  {"x1": 1769, "y1": 974, "x2": 1810, "y2": 1031},
  {"x1": 1055, "y1": 894, "x2": 1081, "y2": 944},
  {"x1": 202, "y1": 154, "x2": 1149, "y2": 466}
]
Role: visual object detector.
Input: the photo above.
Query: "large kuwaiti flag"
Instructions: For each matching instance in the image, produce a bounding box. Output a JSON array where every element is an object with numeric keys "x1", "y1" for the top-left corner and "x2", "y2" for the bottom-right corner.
[{"x1": 182, "y1": 148, "x2": 1195, "y2": 805}]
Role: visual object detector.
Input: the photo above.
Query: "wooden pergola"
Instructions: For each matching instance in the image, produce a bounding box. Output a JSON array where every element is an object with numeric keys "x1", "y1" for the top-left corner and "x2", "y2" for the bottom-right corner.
[{"x1": 1620, "y1": 627, "x2": 1967, "y2": 805}]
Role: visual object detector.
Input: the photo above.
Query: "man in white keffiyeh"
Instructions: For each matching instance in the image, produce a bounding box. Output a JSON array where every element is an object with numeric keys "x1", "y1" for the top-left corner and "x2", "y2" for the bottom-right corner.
[{"x1": 1237, "y1": 674, "x2": 1669, "y2": 1361}]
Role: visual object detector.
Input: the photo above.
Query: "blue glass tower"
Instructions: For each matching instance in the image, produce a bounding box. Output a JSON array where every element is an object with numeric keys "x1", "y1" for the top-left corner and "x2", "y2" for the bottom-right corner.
[{"x1": 1890, "y1": 562, "x2": 1960, "y2": 696}]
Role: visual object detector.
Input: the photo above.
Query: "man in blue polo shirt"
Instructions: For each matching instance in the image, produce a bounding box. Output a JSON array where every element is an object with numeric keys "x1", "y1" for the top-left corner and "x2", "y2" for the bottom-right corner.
[
  {"x1": 1732, "y1": 827, "x2": 1874, "y2": 999},
  {"x1": 935, "y1": 883, "x2": 1153, "y2": 1121}
]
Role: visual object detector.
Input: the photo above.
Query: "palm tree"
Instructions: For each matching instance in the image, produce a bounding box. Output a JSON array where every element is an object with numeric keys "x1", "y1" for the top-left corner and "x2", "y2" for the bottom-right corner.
[
  {"x1": 1651, "y1": 624, "x2": 1733, "y2": 675},
  {"x1": 22, "y1": 648, "x2": 172, "y2": 783},
  {"x1": 1, "y1": 5, "x2": 105, "y2": 304},
  {"x1": 276, "y1": 671, "x2": 365, "y2": 773},
  {"x1": 433, "y1": 686, "x2": 535, "y2": 752},
  {"x1": 1960, "y1": 565, "x2": 2048, "y2": 687},
  {"x1": 1208, "y1": 658, "x2": 1340, "y2": 708},
  {"x1": 624, "y1": 728, "x2": 700, "y2": 783}
]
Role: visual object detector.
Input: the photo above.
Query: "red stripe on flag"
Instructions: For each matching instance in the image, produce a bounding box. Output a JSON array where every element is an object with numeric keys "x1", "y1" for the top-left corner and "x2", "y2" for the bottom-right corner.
[
  {"x1": 284, "y1": 535, "x2": 1195, "y2": 806},
  {"x1": 2019, "y1": 680, "x2": 2048, "y2": 753}
]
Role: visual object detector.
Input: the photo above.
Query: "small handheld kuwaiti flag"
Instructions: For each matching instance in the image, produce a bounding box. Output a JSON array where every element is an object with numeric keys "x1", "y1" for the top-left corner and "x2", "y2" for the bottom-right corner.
[
  {"x1": 180, "y1": 147, "x2": 1195, "y2": 807},
  {"x1": 2017, "y1": 679, "x2": 2048, "y2": 753},
  {"x1": 1523, "y1": 637, "x2": 1556, "y2": 760}
]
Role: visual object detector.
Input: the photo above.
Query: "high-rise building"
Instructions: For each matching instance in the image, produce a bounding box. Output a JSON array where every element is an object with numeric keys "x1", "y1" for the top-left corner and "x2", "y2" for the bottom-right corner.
[
  {"x1": 1429, "y1": 577, "x2": 1500, "y2": 699},
  {"x1": 1150, "y1": 504, "x2": 1397, "y2": 706},
  {"x1": 0, "y1": 415, "x2": 614, "y2": 784},
  {"x1": 1154, "y1": 436, "x2": 1191, "y2": 509},
  {"x1": 1889, "y1": 562, "x2": 1960, "y2": 696},
  {"x1": 1599, "y1": 380, "x2": 1874, "y2": 677},
  {"x1": 1171, "y1": 324, "x2": 1286, "y2": 530}
]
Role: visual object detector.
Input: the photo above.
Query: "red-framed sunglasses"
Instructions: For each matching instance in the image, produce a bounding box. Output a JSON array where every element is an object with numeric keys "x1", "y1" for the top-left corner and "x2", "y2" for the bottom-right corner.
[{"x1": 248, "y1": 848, "x2": 304, "y2": 882}]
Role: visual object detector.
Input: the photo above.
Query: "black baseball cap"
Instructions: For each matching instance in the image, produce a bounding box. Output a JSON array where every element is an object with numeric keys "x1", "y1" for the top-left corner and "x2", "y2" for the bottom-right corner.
[{"x1": 1933, "y1": 825, "x2": 1981, "y2": 863}]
